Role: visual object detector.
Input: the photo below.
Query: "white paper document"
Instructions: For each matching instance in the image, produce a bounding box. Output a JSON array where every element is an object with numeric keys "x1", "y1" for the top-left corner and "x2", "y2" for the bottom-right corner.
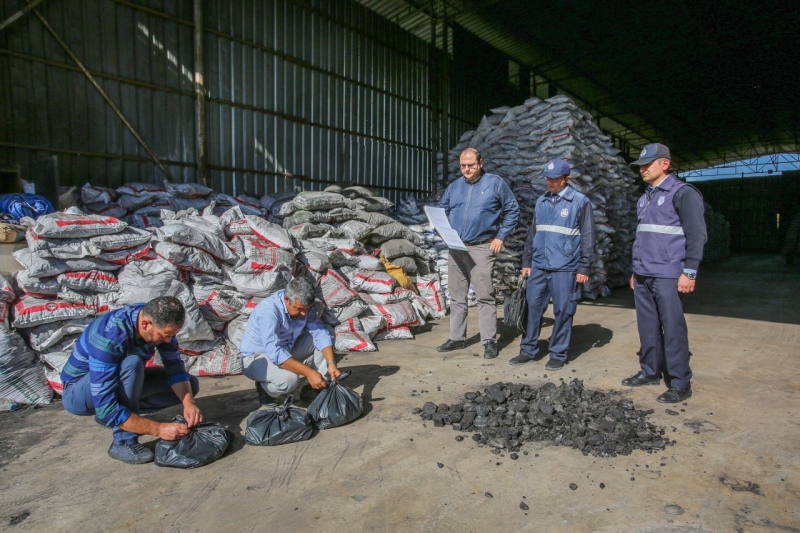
[{"x1": 424, "y1": 206, "x2": 467, "y2": 251}]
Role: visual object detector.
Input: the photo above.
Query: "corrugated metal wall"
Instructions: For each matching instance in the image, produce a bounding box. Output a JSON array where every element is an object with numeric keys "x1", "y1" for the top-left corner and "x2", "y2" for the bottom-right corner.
[{"x1": 0, "y1": 0, "x2": 455, "y2": 204}]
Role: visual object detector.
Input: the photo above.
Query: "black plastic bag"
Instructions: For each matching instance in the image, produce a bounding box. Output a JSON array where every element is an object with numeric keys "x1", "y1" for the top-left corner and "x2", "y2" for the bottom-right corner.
[
  {"x1": 307, "y1": 370, "x2": 363, "y2": 430},
  {"x1": 154, "y1": 415, "x2": 233, "y2": 469},
  {"x1": 244, "y1": 395, "x2": 314, "y2": 446},
  {"x1": 503, "y1": 277, "x2": 528, "y2": 334}
]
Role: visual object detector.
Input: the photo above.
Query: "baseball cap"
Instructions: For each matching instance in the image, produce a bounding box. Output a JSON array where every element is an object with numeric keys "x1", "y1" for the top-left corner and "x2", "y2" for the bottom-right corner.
[
  {"x1": 542, "y1": 159, "x2": 570, "y2": 178},
  {"x1": 630, "y1": 143, "x2": 671, "y2": 167}
]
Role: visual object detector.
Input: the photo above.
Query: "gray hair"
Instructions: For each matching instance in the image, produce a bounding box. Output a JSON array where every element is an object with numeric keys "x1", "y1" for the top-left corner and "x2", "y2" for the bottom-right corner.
[
  {"x1": 285, "y1": 276, "x2": 316, "y2": 307},
  {"x1": 142, "y1": 296, "x2": 186, "y2": 328}
]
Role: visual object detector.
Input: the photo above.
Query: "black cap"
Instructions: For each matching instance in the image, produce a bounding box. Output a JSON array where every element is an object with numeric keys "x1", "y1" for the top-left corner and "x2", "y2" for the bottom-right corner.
[{"x1": 630, "y1": 143, "x2": 671, "y2": 167}]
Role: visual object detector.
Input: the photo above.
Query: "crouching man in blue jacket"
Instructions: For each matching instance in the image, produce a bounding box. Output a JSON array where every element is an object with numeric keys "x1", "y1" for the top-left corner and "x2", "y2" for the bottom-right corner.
[{"x1": 510, "y1": 159, "x2": 596, "y2": 371}]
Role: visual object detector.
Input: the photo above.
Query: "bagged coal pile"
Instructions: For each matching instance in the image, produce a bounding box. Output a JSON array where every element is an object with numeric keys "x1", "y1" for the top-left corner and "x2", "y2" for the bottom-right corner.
[
  {"x1": 703, "y1": 202, "x2": 731, "y2": 263},
  {"x1": 438, "y1": 95, "x2": 641, "y2": 299},
  {"x1": 326, "y1": 184, "x2": 395, "y2": 213},
  {"x1": 1, "y1": 273, "x2": 53, "y2": 406},
  {"x1": 413, "y1": 380, "x2": 672, "y2": 457}
]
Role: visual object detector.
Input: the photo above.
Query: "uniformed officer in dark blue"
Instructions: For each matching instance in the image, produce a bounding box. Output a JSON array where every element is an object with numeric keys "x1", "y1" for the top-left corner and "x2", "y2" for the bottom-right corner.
[
  {"x1": 623, "y1": 143, "x2": 707, "y2": 403},
  {"x1": 510, "y1": 158, "x2": 596, "y2": 371}
]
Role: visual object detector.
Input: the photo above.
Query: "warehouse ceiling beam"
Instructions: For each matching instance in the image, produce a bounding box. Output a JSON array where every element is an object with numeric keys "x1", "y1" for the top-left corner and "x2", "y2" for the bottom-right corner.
[
  {"x1": 0, "y1": 0, "x2": 46, "y2": 32},
  {"x1": 22, "y1": 0, "x2": 172, "y2": 181}
]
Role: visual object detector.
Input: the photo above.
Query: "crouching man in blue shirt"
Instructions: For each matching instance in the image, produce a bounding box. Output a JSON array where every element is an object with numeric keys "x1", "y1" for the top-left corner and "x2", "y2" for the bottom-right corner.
[
  {"x1": 239, "y1": 276, "x2": 340, "y2": 405},
  {"x1": 61, "y1": 296, "x2": 201, "y2": 464}
]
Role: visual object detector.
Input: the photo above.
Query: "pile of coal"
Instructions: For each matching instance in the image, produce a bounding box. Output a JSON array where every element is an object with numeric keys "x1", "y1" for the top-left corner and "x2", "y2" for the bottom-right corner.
[{"x1": 412, "y1": 379, "x2": 672, "y2": 457}]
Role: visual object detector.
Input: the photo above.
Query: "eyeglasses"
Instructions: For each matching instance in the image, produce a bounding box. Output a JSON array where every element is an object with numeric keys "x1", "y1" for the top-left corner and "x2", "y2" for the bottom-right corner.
[{"x1": 460, "y1": 163, "x2": 479, "y2": 169}]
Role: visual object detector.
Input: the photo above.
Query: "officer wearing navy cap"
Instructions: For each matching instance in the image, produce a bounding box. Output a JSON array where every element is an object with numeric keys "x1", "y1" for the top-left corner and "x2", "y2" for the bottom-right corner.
[
  {"x1": 623, "y1": 143, "x2": 707, "y2": 403},
  {"x1": 510, "y1": 158, "x2": 596, "y2": 371}
]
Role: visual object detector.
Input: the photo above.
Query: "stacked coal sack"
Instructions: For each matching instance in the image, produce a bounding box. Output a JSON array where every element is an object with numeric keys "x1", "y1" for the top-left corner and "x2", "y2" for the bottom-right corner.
[
  {"x1": 414, "y1": 380, "x2": 672, "y2": 458},
  {"x1": 271, "y1": 190, "x2": 446, "y2": 350},
  {"x1": 9, "y1": 211, "x2": 150, "y2": 393},
  {"x1": 1, "y1": 273, "x2": 53, "y2": 406},
  {"x1": 438, "y1": 94, "x2": 641, "y2": 299},
  {"x1": 703, "y1": 202, "x2": 731, "y2": 263},
  {"x1": 392, "y1": 194, "x2": 463, "y2": 309},
  {"x1": 79, "y1": 181, "x2": 268, "y2": 231}
]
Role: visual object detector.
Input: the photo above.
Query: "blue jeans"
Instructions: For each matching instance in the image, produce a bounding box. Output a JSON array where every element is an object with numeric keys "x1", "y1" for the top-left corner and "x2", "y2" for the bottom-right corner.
[
  {"x1": 62, "y1": 355, "x2": 200, "y2": 444},
  {"x1": 519, "y1": 268, "x2": 581, "y2": 362}
]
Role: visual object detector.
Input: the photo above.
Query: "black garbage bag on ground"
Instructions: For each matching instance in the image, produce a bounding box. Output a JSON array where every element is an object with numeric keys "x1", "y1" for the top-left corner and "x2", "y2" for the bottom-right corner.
[
  {"x1": 502, "y1": 277, "x2": 528, "y2": 334},
  {"x1": 154, "y1": 415, "x2": 234, "y2": 469},
  {"x1": 307, "y1": 370, "x2": 363, "y2": 429},
  {"x1": 244, "y1": 395, "x2": 314, "y2": 446}
]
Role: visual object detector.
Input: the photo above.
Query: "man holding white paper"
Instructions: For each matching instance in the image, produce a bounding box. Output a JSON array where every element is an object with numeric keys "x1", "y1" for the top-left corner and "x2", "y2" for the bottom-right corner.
[{"x1": 436, "y1": 148, "x2": 520, "y2": 359}]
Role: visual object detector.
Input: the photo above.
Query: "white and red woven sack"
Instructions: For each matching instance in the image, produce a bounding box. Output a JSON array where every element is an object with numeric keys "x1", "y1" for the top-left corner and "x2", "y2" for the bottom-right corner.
[
  {"x1": 161, "y1": 223, "x2": 236, "y2": 263},
  {"x1": 0, "y1": 274, "x2": 14, "y2": 303},
  {"x1": 333, "y1": 318, "x2": 376, "y2": 353},
  {"x1": 57, "y1": 270, "x2": 119, "y2": 293},
  {"x1": 359, "y1": 287, "x2": 416, "y2": 305},
  {"x1": 231, "y1": 235, "x2": 295, "y2": 274},
  {"x1": 368, "y1": 301, "x2": 418, "y2": 328},
  {"x1": 161, "y1": 279, "x2": 215, "y2": 344},
  {"x1": 154, "y1": 241, "x2": 221, "y2": 275},
  {"x1": 27, "y1": 317, "x2": 94, "y2": 351},
  {"x1": 349, "y1": 269, "x2": 397, "y2": 294},
  {"x1": 12, "y1": 297, "x2": 95, "y2": 329},
  {"x1": 183, "y1": 341, "x2": 242, "y2": 377},
  {"x1": 39, "y1": 351, "x2": 70, "y2": 394},
  {"x1": 226, "y1": 267, "x2": 291, "y2": 298},
  {"x1": 373, "y1": 326, "x2": 414, "y2": 340},
  {"x1": 317, "y1": 270, "x2": 358, "y2": 307},
  {"x1": 13, "y1": 248, "x2": 118, "y2": 278},
  {"x1": 30, "y1": 212, "x2": 127, "y2": 238},
  {"x1": 245, "y1": 216, "x2": 294, "y2": 250},
  {"x1": 415, "y1": 274, "x2": 447, "y2": 318}
]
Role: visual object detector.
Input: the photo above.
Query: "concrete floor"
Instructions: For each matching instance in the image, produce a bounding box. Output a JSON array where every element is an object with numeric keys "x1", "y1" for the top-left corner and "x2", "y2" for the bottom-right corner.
[{"x1": 1, "y1": 254, "x2": 798, "y2": 532}]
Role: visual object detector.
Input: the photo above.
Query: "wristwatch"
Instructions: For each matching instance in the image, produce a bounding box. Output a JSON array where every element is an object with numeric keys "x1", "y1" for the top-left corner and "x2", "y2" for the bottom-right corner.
[{"x1": 683, "y1": 271, "x2": 697, "y2": 280}]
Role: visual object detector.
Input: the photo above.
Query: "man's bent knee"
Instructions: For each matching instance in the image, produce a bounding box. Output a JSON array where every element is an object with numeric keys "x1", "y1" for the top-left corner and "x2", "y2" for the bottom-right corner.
[{"x1": 266, "y1": 374, "x2": 299, "y2": 396}]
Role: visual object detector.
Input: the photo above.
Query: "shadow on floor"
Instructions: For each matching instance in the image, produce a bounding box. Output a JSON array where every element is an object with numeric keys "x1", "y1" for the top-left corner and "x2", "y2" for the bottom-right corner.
[{"x1": 567, "y1": 323, "x2": 614, "y2": 362}]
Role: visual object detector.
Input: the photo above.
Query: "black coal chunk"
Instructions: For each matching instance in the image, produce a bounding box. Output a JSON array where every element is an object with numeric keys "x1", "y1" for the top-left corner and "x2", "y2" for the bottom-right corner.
[{"x1": 415, "y1": 380, "x2": 673, "y2": 458}]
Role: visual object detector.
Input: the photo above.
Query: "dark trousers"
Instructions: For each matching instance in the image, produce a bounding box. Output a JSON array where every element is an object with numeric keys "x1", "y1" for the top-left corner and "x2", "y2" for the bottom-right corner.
[
  {"x1": 62, "y1": 355, "x2": 200, "y2": 444},
  {"x1": 519, "y1": 268, "x2": 580, "y2": 362},
  {"x1": 634, "y1": 275, "x2": 692, "y2": 389}
]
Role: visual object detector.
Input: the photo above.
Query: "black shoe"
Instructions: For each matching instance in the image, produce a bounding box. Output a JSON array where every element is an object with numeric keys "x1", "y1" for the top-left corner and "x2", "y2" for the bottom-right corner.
[
  {"x1": 437, "y1": 339, "x2": 466, "y2": 352},
  {"x1": 621, "y1": 373, "x2": 661, "y2": 387},
  {"x1": 300, "y1": 385, "x2": 320, "y2": 402},
  {"x1": 509, "y1": 353, "x2": 535, "y2": 366},
  {"x1": 108, "y1": 440, "x2": 154, "y2": 464},
  {"x1": 657, "y1": 388, "x2": 692, "y2": 403},
  {"x1": 255, "y1": 382, "x2": 276, "y2": 406},
  {"x1": 483, "y1": 341, "x2": 498, "y2": 359},
  {"x1": 545, "y1": 359, "x2": 565, "y2": 371}
]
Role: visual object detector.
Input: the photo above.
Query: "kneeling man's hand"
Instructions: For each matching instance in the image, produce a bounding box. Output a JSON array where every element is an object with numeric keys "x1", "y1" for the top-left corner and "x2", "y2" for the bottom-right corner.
[
  {"x1": 158, "y1": 421, "x2": 190, "y2": 441},
  {"x1": 182, "y1": 401, "x2": 202, "y2": 428},
  {"x1": 328, "y1": 362, "x2": 341, "y2": 381},
  {"x1": 307, "y1": 369, "x2": 327, "y2": 389}
]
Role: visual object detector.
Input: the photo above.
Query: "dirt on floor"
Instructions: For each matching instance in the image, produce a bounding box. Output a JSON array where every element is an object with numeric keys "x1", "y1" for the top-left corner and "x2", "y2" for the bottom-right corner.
[{"x1": 1, "y1": 254, "x2": 799, "y2": 532}]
